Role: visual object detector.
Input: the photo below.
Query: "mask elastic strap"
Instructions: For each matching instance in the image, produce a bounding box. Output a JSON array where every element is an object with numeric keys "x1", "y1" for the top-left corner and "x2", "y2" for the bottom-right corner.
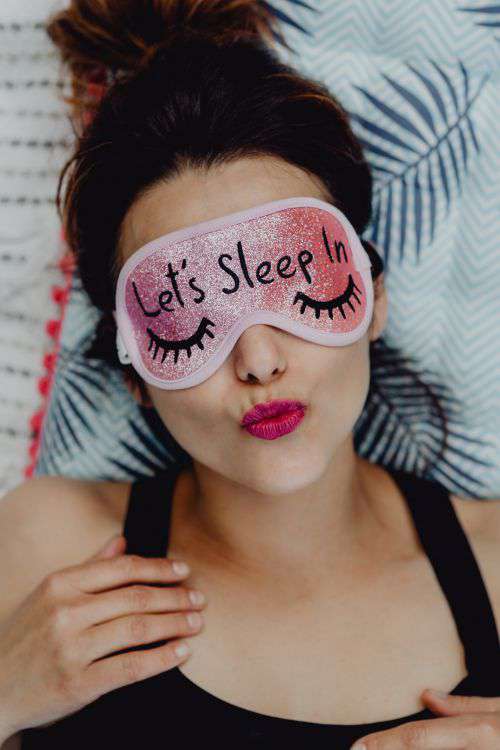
[
  {"x1": 116, "y1": 327, "x2": 132, "y2": 365},
  {"x1": 361, "y1": 239, "x2": 384, "y2": 279}
]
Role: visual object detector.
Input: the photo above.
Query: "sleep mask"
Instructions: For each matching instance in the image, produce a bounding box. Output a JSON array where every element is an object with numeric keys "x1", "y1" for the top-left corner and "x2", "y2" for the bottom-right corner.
[{"x1": 113, "y1": 196, "x2": 375, "y2": 390}]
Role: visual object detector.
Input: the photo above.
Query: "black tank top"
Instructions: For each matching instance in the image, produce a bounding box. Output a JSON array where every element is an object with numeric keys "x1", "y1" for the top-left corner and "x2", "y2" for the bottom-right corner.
[{"x1": 21, "y1": 464, "x2": 500, "y2": 748}]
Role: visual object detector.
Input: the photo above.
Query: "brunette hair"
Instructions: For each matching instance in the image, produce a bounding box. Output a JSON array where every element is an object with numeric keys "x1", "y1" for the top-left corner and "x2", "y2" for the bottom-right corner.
[{"x1": 44, "y1": 0, "x2": 447, "y2": 472}]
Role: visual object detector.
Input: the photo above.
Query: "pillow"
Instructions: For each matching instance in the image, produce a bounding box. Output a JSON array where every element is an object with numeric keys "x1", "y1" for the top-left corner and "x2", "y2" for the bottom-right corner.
[{"x1": 30, "y1": 0, "x2": 500, "y2": 497}]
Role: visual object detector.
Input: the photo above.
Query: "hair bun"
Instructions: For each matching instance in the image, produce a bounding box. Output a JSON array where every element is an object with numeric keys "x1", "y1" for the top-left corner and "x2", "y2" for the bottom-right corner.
[{"x1": 46, "y1": 0, "x2": 285, "y2": 87}]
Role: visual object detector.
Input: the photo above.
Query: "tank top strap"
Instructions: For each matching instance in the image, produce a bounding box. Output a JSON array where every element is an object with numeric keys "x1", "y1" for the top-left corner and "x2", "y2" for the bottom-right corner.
[
  {"x1": 387, "y1": 466, "x2": 500, "y2": 676},
  {"x1": 123, "y1": 462, "x2": 184, "y2": 558}
]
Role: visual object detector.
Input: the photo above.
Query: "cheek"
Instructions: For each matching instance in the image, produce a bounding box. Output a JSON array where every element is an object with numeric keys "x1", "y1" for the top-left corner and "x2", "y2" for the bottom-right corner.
[
  {"x1": 313, "y1": 340, "x2": 371, "y2": 412},
  {"x1": 148, "y1": 381, "x2": 222, "y2": 439},
  {"x1": 148, "y1": 379, "x2": 238, "y2": 471}
]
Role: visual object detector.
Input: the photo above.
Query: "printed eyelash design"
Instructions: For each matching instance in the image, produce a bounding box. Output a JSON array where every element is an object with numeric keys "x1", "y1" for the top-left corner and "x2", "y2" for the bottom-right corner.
[
  {"x1": 292, "y1": 274, "x2": 363, "y2": 320},
  {"x1": 146, "y1": 317, "x2": 216, "y2": 364}
]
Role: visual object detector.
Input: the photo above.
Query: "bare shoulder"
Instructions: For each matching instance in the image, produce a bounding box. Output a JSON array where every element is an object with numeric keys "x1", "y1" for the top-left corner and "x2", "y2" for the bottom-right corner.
[
  {"x1": 449, "y1": 490, "x2": 500, "y2": 541},
  {"x1": 0, "y1": 475, "x2": 130, "y2": 623},
  {"x1": 94, "y1": 476, "x2": 132, "y2": 524}
]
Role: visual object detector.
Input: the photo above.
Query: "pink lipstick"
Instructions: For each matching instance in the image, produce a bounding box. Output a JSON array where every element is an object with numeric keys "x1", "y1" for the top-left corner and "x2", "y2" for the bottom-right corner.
[{"x1": 241, "y1": 399, "x2": 306, "y2": 440}]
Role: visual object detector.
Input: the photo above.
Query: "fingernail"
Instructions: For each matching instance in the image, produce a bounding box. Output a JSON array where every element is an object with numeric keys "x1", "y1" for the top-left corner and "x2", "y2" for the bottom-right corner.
[
  {"x1": 350, "y1": 743, "x2": 367, "y2": 750},
  {"x1": 189, "y1": 589, "x2": 206, "y2": 605},
  {"x1": 175, "y1": 641, "x2": 191, "y2": 657},
  {"x1": 173, "y1": 561, "x2": 190, "y2": 576},
  {"x1": 427, "y1": 689, "x2": 448, "y2": 699}
]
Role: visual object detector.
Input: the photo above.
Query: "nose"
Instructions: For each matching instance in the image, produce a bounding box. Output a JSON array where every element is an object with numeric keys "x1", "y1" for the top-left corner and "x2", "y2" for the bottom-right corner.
[{"x1": 232, "y1": 324, "x2": 286, "y2": 385}]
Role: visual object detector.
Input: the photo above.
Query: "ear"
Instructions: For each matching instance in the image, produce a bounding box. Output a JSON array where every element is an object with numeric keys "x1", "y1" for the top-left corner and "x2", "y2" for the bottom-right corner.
[
  {"x1": 113, "y1": 310, "x2": 154, "y2": 408},
  {"x1": 368, "y1": 272, "x2": 388, "y2": 343}
]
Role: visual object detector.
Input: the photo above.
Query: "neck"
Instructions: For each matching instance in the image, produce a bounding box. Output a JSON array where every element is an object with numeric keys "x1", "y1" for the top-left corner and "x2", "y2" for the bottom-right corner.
[{"x1": 178, "y1": 442, "x2": 395, "y2": 593}]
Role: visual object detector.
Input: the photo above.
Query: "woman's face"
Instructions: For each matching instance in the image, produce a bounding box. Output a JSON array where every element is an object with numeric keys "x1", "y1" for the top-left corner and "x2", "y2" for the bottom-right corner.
[{"x1": 118, "y1": 155, "x2": 387, "y2": 494}]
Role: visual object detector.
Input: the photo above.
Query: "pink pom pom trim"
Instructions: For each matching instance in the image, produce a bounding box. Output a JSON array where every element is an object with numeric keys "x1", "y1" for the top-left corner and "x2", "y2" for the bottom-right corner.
[{"x1": 24, "y1": 75, "x2": 110, "y2": 478}]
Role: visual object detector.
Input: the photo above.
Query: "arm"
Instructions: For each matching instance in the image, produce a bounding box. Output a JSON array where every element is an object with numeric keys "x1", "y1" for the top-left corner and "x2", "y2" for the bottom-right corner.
[
  {"x1": 0, "y1": 475, "x2": 121, "y2": 624},
  {"x1": 0, "y1": 476, "x2": 120, "y2": 737}
]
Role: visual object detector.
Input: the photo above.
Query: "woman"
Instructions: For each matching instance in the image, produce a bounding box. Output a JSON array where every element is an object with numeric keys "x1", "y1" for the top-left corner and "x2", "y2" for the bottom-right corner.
[{"x1": 0, "y1": 1, "x2": 499, "y2": 748}]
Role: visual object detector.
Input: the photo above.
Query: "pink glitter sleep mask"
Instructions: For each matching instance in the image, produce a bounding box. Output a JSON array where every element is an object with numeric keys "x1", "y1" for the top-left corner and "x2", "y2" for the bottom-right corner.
[{"x1": 113, "y1": 196, "x2": 374, "y2": 390}]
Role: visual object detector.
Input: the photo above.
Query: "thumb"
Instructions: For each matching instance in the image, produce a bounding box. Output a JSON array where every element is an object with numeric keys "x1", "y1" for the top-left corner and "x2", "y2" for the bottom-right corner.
[
  {"x1": 89, "y1": 533, "x2": 127, "y2": 561},
  {"x1": 421, "y1": 688, "x2": 500, "y2": 715}
]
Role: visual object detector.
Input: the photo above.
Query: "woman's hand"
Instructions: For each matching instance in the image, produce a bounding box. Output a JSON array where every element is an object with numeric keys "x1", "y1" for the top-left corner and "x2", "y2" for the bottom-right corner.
[
  {"x1": 0, "y1": 534, "x2": 207, "y2": 736},
  {"x1": 349, "y1": 689, "x2": 500, "y2": 749}
]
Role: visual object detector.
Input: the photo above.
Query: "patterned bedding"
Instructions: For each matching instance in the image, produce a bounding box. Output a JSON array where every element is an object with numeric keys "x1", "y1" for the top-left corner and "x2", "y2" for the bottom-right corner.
[{"x1": 1, "y1": 0, "x2": 499, "y2": 498}]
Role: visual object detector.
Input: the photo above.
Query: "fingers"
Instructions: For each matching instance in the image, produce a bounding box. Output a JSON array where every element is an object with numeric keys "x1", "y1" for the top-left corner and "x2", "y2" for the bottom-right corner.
[
  {"x1": 83, "y1": 635, "x2": 193, "y2": 697},
  {"x1": 83, "y1": 609, "x2": 204, "y2": 662},
  {"x1": 76, "y1": 581, "x2": 205, "y2": 628},
  {"x1": 88, "y1": 534, "x2": 127, "y2": 561},
  {"x1": 62, "y1": 554, "x2": 191, "y2": 594},
  {"x1": 350, "y1": 712, "x2": 500, "y2": 749},
  {"x1": 421, "y1": 688, "x2": 500, "y2": 715}
]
